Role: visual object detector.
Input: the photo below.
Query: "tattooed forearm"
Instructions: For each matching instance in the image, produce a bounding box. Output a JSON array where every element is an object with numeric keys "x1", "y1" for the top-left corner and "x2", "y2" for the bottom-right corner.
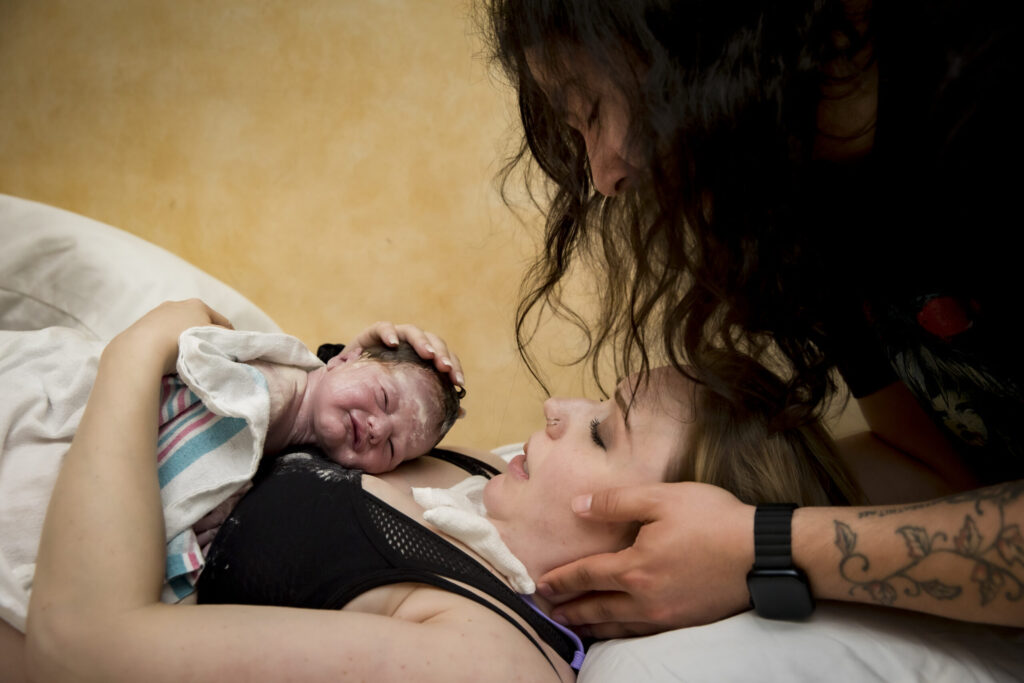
[
  {"x1": 833, "y1": 480, "x2": 1024, "y2": 611},
  {"x1": 858, "y1": 481, "x2": 1024, "y2": 519},
  {"x1": 857, "y1": 499, "x2": 941, "y2": 519}
]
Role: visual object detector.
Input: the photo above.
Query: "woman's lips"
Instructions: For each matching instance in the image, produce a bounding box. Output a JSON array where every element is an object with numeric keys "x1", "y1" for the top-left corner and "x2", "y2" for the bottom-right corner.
[{"x1": 509, "y1": 453, "x2": 529, "y2": 480}]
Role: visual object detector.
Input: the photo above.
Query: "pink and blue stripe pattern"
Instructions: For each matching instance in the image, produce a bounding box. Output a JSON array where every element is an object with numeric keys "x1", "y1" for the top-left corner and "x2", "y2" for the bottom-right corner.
[
  {"x1": 158, "y1": 376, "x2": 248, "y2": 597},
  {"x1": 157, "y1": 377, "x2": 246, "y2": 489}
]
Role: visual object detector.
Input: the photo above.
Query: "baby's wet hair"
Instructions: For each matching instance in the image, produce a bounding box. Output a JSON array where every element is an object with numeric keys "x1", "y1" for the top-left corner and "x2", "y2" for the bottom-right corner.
[{"x1": 316, "y1": 341, "x2": 464, "y2": 446}]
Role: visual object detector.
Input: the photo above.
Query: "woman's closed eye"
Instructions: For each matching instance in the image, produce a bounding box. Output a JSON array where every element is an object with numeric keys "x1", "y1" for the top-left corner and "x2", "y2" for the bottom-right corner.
[{"x1": 590, "y1": 417, "x2": 606, "y2": 450}]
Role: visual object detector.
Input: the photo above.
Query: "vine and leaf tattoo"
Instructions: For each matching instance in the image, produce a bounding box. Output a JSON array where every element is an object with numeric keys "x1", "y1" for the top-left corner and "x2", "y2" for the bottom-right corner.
[{"x1": 833, "y1": 481, "x2": 1024, "y2": 609}]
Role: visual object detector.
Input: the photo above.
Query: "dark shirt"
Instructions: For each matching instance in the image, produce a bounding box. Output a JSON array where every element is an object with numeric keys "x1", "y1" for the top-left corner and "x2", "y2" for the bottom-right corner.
[{"x1": 812, "y1": 0, "x2": 1023, "y2": 483}]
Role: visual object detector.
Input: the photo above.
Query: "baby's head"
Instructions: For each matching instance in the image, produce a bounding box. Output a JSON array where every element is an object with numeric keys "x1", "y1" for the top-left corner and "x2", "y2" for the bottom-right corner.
[{"x1": 311, "y1": 341, "x2": 464, "y2": 473}]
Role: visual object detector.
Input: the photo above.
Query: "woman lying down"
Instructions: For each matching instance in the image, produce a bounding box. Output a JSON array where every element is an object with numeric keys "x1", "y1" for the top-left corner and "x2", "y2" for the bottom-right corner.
[
  {"x1": 0, "y1": 310, "x2": 463, "y2": 634},
  {"x1": 12, "y1": 299, "x2": 872, "y2": 682}
]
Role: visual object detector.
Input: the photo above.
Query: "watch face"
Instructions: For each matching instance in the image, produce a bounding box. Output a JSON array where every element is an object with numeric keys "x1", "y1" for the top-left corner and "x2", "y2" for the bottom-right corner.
[{"x1": 746, "y1": 568, "x2": 815, "y2": 620}]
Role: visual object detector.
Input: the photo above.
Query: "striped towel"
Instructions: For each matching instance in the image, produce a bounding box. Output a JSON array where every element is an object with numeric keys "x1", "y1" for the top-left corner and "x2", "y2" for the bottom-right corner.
[
  {"x1": 157, "y1": 327, "x2": 322, "y2": 601},
  {"x1": 158, "y1": 376, "x2": 248, "y2": 600},
  {"x1": 158, "y1": 377, "x2": 248, "y2": 489}
]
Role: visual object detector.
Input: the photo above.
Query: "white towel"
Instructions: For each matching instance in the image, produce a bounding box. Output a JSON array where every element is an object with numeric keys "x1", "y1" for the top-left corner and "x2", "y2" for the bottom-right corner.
[
  {"x1": 163, "y1": 326, "x2": 321, "y2": 538},
  {"x1": 412, "y1": 476, "x2": 535, "y2": 594},
  {"x1": 158, "y1": 326, "x2": 321, "y2": 602}
]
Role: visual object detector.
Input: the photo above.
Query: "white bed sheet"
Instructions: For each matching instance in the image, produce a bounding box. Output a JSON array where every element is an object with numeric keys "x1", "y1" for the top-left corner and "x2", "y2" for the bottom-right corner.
[{"x1": 581, "y1": 604, "x2": 1024, "y2": 682}]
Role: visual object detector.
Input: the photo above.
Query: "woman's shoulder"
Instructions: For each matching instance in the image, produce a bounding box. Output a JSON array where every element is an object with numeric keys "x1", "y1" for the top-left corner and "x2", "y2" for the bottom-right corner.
[
  {"x1": 333, "y1": 580, "x2": 570, "y2": 682},
  {"x1": 429, "y1": 445, "x2": 509, "y2": 476},
  {"x1": 376, "y1": 582, "x2": 573, "y2": 682},
  {"x1": 375, "y1": 445, "x2": 507, "y2": 490}
]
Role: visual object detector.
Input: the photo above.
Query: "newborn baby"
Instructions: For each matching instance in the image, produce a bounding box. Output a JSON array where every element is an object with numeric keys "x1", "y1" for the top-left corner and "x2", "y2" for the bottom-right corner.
[
  {"x1": 190, "y1": 340, "x2": 464, "y2": 548},
  {"x1": 255, "y1": 341, "x2": 463, "y2": 474}
]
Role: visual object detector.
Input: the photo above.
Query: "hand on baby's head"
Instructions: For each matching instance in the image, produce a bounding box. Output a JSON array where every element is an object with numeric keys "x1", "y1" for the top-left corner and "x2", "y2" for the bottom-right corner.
[{"x1": 311, "y1": 341, "x2": 463, "y2": 474}]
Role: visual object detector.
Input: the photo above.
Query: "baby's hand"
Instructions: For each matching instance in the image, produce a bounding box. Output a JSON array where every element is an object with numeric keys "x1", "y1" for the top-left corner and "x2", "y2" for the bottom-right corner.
[
  {"x1": 192, "y1": 482, "x2": 252, "y2": 551},
  {"x1": 347, "y1": 321, "x2": 465, "y2": 389}
]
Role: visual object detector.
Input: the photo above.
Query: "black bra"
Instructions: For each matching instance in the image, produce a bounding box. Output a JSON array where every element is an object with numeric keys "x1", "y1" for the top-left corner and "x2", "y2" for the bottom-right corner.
[{"x1": 196, "y1": 448, "x2": 582, "y2": 674}]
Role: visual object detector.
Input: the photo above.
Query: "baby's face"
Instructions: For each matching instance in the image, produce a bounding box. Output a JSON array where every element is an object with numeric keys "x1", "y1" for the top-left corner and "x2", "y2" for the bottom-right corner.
[{"x1": 310, "y1": 357, "x2": 443, "y2": 473}]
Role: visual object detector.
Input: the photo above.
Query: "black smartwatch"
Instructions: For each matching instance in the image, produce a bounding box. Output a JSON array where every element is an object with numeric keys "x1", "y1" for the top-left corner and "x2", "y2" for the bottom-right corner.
[{"x1": 746, "y1": 503, "x2": 815, "y2": 620}]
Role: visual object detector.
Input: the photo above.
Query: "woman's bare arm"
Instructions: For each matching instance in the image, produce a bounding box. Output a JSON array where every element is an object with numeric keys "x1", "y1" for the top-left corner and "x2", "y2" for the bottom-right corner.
[
  {"x1": 0, "y1": 618, "x2": 27, "y2": 683},
  {"x1": 794, "y1": 481, "x2": 1024, "y2": 627},
  {"x1": 27, "y1": 300, "x2": 220, "y2": 680},
  {"x1": 538, "y1": 478, "x2": 1024, "y2": 638},
  {"x1": 835, "y1": 431, "x2": 960, "y2": 505},
  {"x1": 856, "y1": 381, "x2": 978, "y2": 492}
]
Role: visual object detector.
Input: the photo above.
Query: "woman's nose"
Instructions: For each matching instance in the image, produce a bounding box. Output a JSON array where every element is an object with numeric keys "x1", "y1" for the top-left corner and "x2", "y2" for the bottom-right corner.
[
  {"x1": 543, "y1": 397, "x2": 567, "y2": 439},
  {"x1": 543, "y1": 396, "x2": 599, "y2": 438},
  {"x1": 586, "y1": 137, "x2": 634, "y2": 197}
]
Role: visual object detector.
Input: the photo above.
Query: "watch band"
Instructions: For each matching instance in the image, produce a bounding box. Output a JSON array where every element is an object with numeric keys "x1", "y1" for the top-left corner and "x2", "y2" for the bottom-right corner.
[
  {"x1": 747, "y1": 503, "x2": 815, "y2": 620},
  {"x1": 752, "y1": 503, "x2": 799, "y2": 569}
]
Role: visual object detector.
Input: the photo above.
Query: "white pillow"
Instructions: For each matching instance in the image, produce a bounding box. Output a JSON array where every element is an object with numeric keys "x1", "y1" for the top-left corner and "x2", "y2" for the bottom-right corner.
[
  {"x1": 0, "y1": 194, "x2": 280, "y2": 338},
  {"x1": 580, "y1": 604, "x2": 1024, "y2": 682}
]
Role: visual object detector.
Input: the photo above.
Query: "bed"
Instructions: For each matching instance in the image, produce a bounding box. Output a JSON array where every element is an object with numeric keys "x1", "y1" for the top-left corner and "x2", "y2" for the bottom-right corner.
[{"x1": 3, "y1": 193, "x2": 1022, "y2": 681}]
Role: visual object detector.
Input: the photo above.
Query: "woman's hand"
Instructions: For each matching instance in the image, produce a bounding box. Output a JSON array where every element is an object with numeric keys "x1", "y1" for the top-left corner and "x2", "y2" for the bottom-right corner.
[
  {"x1": 346, "y1": 321, "x2": 464, "y2": 388},
  {"x1": 110, "y1": 299, "x2": 233, "y2": 375},
  {"x1": 537, "y1": 482, "x2": 755, "y2": 638}
]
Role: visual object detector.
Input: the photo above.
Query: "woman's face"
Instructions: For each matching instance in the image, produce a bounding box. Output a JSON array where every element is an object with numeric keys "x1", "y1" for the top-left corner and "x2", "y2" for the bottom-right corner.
[
  {"x1": 311, "y1": 355, "x2": 442, "y2": 473},
  {"x1": 527, "y1": 48, "x2": 641, "y2": 196},
  {"x1": 484, "y1": 367, "x2": 694, "y2": 565}
]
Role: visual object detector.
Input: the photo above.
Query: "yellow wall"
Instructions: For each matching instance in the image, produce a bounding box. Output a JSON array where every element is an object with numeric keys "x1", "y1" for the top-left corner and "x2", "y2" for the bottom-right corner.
[
  {"x1": 0, "y1": 0, "x2": 603, "y2": 449},
  {"x1": 0, "y1": 0, "x2": 864, "y2": 446}
]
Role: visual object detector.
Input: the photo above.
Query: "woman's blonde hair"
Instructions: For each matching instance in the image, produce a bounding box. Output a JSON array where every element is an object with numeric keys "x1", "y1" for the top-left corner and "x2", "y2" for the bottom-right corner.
[{"x1": 671, "y1": 352, "x2": 863, "y2": 506}]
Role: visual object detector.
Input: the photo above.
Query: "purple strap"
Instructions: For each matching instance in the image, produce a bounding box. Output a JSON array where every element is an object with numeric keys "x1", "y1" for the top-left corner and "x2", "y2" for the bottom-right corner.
[{"x1": 519, "y1": 594, "x2": 586, "y2": 670}]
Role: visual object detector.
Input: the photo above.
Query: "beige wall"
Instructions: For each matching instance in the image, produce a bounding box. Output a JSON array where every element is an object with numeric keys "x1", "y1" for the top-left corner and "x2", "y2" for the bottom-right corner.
[
  {"x1": 0, "y1": 0, "x2": 865, "y2": 446},
  {"x1": 0, "y1": 0, "x2": 601, "y2": 449}
]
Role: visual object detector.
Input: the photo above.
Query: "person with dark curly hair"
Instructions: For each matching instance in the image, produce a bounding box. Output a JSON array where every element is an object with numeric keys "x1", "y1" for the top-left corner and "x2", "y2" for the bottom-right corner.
[{"x1": 482, "y1": 0, "x2": 1024, "y2": 634}]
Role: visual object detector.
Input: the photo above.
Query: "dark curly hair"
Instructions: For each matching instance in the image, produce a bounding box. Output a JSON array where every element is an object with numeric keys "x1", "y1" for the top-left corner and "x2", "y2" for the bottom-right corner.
[{"x1": 481, "y1": 0, "x2": 871, "y2": 425}]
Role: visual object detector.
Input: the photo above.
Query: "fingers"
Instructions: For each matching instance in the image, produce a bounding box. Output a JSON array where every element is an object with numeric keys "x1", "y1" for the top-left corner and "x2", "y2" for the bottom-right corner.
[
  {"x1": 538, "y1": 550, "x2": 634, "y2": 596},
  {"x1": 194, "y1": 526, "x2": 220, "y2": 548},
  {"x1": 393, "y1": 324, "x2": 464, "y2": 387},
  {"x1": 542, "y1": 583, "x2": 681, "y2": 636},
  {"x1": 152, "y1": 299, "x2": 233, "y2": 331},
  {"x1": 202, "y1": 302, "x2": 234, "y2": 330},
  {"x1": 114, "y1": 299, "x2": 234, "y2": 374},
  {"x1": 572, "y1": 483, "x2": 665, "y2": 524},
  {"x1": 353, "y1": 321, "x2": 400, "y2": 350},
  {"x1": 579, "y1": 620, "x2": 664, "y2": 640},
  {"x1": 349, "y1": 322, "x2": 465, "y2": 387},
  {"x1": 546, "y1": 592, "x2": 665, "y2": 636},
  {"x1": 549, "y1": 591, "x2": 634, "y2": 627}
]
